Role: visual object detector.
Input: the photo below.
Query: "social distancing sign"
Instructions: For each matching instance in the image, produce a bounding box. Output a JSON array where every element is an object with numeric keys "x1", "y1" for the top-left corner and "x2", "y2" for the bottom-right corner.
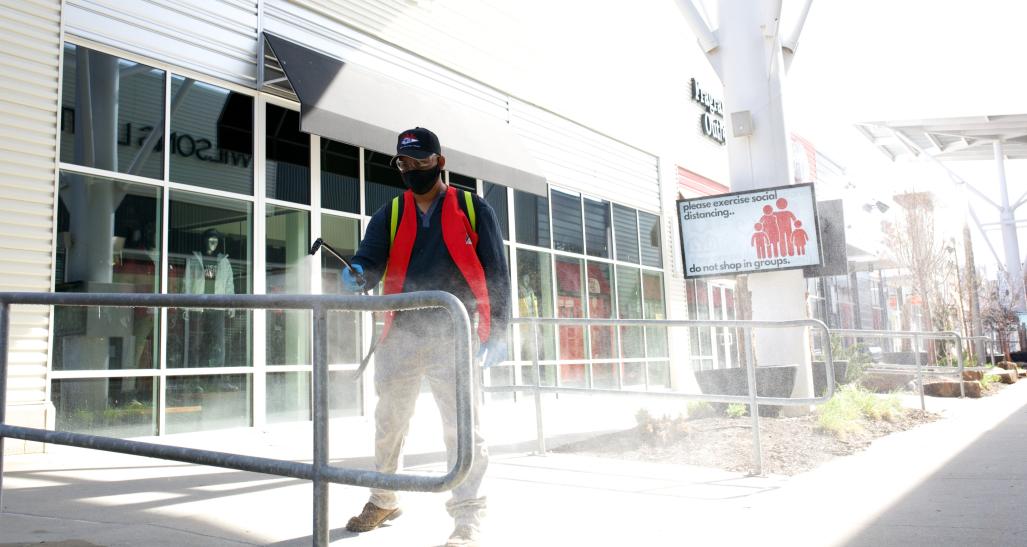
[{"x1": 677, "y1": 183, "x2": 822, "y2": 278}]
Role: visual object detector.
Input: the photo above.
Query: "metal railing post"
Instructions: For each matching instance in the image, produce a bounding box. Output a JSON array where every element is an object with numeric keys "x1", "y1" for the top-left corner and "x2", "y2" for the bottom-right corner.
[
  {"x1": 0, "y1": 302, "x2": 9, "y2": 512},
  {"x1": 744, "y1": 326, "x2": 763, "y2": 476},
  {"x1": 312, "y1": 304, "x2": 329, "y2": 547},
  {"x1": 531, "y1": 320, "x2": 546, "y2": 455},
  {"x1": 913, "y1": 333, "x2": 925, "y2": 411},
  {"x1": 953, "y1": 333, "x2": 965, "y2": 399}
]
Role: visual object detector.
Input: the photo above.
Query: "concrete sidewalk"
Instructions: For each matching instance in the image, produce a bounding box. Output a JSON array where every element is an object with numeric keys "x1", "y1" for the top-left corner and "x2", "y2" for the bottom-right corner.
[{"x1": 2, "y1": 383, "x2": 1026, "y2": 546}]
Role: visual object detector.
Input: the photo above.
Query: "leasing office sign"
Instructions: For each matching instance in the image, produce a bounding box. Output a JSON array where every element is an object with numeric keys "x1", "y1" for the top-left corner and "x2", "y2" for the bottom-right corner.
[
  {"x1": 677, "y1": 183, "x2": 822, "y2": 278},
  {"x1": 691, "y1": 78, "x2": 725, "y2": 144}
]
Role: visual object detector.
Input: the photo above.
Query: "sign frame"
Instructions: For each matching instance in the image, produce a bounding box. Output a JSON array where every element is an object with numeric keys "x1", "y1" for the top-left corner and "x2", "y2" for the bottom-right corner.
[{"x1": 677, "y1": 182, "x2": 823, "y2": 279}]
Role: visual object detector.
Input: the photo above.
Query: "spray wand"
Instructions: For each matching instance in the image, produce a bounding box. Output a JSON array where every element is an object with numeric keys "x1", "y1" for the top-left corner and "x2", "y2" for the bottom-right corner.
[{"x1": 309, "y1": 237, "x2": 377, "y2": 380}]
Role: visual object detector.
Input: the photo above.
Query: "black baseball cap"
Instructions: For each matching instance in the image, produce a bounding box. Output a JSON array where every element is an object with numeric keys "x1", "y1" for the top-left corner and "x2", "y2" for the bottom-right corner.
[{"x1": 394, "y1": 127, "x2": 441, "y2": 159}]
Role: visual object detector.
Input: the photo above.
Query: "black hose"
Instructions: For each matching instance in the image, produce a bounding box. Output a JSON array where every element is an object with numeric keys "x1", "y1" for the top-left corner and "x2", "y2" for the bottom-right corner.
[{"x1": 309, "y1": 238, "x2": 380, "y2": 380}]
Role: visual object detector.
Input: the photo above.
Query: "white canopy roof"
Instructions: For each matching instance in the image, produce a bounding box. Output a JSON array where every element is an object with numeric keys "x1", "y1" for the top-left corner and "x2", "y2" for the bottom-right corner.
[{"x1": 856, "y1": 114, "x2": 1027, "y2": 161}]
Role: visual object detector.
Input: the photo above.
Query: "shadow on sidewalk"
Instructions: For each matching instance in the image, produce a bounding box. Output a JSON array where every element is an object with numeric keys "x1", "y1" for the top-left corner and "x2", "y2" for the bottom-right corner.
[{"x1": 842, "y1": 398, "x2": 1027, "y2": 546}]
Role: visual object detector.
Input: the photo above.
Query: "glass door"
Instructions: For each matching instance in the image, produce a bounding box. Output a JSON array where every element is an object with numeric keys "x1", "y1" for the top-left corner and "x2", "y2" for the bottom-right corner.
[{"x1": 711, "y1": 282, "x2": 742, "y2": 369}]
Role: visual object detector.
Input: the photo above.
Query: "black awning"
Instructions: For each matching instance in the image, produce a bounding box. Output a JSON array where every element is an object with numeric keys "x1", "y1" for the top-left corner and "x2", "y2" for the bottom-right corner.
[{"x1": 262, "y1": 32, "x2": 547, "y2": 195}]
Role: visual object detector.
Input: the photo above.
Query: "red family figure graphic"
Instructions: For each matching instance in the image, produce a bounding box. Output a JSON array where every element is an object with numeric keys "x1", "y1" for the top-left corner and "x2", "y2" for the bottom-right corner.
[
  {"x1": 791, "y1": 220, "x2": 809, "y2": 255},
  {"x1": 751, "y1": 223, "x2": 770, "y2": 258},
  {"x1": 757, "y1": 205, "x2": 781, "y2": 257},
  {"x1": 772, "y1": 198, "x2": 799, "y2": 256}
]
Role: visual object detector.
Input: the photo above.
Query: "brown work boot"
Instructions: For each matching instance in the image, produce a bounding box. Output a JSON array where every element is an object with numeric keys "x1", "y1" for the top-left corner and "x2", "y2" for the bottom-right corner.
[
  {"x1": 346, "y1": 502, "x2": 402, "y2": 532},
  {"x1": 444, "y1": 523, "x2": 480, "y2": 547}
]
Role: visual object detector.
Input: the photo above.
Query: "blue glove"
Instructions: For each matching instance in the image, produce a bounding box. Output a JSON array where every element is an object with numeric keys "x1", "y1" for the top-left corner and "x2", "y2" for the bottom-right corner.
[
  {"x1": 340, "y1": 263, "x2": 366, "y2": 293},
  {"x1": 477, "y1": 339, "x2": 508, "y2": 368}
]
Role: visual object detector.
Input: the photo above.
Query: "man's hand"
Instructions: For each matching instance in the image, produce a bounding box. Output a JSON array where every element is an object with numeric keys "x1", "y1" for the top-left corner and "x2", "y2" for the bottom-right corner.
[
  {"x1": 341, "y1": 264, "x2": 366, "y2": 293},
  {"x1": 477, "y1": 339, "x2": 508, "y2": 368}
]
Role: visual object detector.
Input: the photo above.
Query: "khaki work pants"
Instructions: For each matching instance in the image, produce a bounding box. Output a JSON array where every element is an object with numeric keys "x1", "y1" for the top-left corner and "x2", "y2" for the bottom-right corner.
[{"x1": 368, "y1": 326, "x2": 488, "y2": 526}]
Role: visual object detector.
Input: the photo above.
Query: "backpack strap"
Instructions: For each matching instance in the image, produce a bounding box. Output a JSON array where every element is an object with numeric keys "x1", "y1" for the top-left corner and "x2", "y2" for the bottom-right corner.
[
  {"x1": 462, "y1": 190, "x2": 477, "y2": 232},
  {"x1": 389, "y1": 190, "x2": 477, "y2": 247},
  {"x1": 389, "y1": 195, "x2": 401, "y2": 246}
]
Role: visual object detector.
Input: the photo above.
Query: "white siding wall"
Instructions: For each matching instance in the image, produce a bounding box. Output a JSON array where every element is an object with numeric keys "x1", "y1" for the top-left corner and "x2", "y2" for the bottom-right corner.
[
  {"x1": 63, "y1": 0, "x2": 668, "y2": 210},
  {"x1": 265, "y1": 0, "x2": 662, "y2": 212},
  {"x1": 0, "y1": 0, "x2": 62, "y2": 454},
  {"x1": 65, "y1": 0, "x2": 259, "y2": 86}
]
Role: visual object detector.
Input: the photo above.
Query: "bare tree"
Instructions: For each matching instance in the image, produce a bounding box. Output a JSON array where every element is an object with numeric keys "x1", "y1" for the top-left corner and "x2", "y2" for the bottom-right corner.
[
  {"x1": 882, "y1": 192, "x2": 956, "y2": 360},
  {"x1": 979, "y1": 271, "x2": 1019, "y2": 362}
]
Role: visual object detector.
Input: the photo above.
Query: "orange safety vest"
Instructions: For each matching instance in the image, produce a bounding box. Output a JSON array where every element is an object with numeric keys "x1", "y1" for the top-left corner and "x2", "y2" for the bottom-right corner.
[{"x1": 381, "y1": 186, "x2": 491, "y2": 342}]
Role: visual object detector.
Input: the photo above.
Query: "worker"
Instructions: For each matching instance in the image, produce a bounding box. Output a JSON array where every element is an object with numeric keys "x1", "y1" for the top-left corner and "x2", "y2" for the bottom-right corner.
[{"x1": 341, "y1": 127, "x2": 509, "y2": 547}]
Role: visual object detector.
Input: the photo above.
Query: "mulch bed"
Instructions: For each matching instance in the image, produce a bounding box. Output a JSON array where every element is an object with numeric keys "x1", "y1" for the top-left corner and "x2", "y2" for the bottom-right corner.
[{"x1": 553, "y1": 407, "x2": 939, "y2": 475}]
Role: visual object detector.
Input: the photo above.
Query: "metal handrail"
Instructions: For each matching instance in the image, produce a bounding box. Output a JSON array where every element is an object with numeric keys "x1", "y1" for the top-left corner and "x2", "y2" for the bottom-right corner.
[
  {"x1": 830, "y1": 328, "x2": 965, "y2": 408},
  {"x1": 0, "y1": 291, "x2": 473, "y2": 547},
  {"x1": 484, "y1": 316, "x2": 834, "y2": 476}
]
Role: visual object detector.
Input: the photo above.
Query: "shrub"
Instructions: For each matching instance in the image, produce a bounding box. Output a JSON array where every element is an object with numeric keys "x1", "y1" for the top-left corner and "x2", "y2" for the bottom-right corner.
[
  {"x1": 726, "y1": 403, "x2": 748, "y2": 418},
  {"x1": 981, "y1": 373, "x2": 1002, "y2": 391},
  {"x1": 830, "y1": 335, "x2": 872, "y2": 384},
  {"x1": 686, "y1": 401, "x2": 717, "y2": 419}
]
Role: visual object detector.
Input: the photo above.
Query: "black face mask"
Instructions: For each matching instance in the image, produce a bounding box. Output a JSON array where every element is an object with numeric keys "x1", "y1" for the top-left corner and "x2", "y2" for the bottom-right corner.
[{"x1": 401, "y1": 166, "x2": 441, "y2": 195}]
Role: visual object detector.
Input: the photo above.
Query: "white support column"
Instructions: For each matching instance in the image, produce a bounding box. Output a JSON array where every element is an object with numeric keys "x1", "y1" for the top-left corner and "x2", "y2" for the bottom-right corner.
[
  {"x1": 679, "y1": 0, "x2": 814, "y2": 404},
  {"x1": 995, "y1": 141, "x2": 1026, "y2": 311}
]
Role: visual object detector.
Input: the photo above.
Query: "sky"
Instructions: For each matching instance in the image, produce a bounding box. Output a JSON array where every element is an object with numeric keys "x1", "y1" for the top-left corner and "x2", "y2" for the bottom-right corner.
[
  {"x1": 781, "y1": 0, "x2": 1027, "y2": 275},
  {"x1": 423, "y1": 1, "x2": 1026, "y2": 276}
]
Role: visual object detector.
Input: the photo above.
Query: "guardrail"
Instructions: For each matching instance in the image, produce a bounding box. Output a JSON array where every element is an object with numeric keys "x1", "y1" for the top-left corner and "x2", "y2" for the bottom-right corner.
[
  {"x1": 830, "y1": 328, "x2": 965, "y2": 409},
  {"x1": 484, "y1": 317, "x2": 834, "y2": 476},
  {"x1": 0, "y1": 291, "x2": 473, "y2": 547}
]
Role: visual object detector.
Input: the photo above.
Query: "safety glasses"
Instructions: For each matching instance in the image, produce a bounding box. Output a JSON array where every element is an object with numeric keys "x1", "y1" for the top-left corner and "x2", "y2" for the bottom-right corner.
[{"x1": 393, "y1": 154, "x2": 439, "y2": 173}]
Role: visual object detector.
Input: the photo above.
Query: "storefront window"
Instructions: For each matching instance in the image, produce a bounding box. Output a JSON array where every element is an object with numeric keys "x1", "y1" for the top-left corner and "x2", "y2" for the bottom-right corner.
[
  {"x1": 53, "y1": 172, "x2": 162, "y2": 371},
  {"x1": 613, "y1": 204, "x2": 639, "y2": 263},
  {"x1": 321, "y1": 139, "x2": 359, "y2": 213},
  {"x1": 514, "y1": 189, "x2": 551, "y2": 248},
  {"x1": 584, "y1": 197, "x2": 612, "y2": 259},
  {"x1": 321, "y1": 214, "x2": 361, "y2": 365},
  {"x1": 166, "y1": 190, "x2": 252, "y2": 368},
  {"x1": 587, "y1": 261, "x2": 617, "y2": 388},
  {"x1": 643, "y1": 271, "x2": 667, "y2": 356},
  {"x1": 617, "y1": 265, "x2": 644, "y2": 386},
  {"x1": 643, "y1": 271, "x2": 669, "y2": 388},
  {"x1": 60, "y1": 44, "x2": 165, "y2": 180},
  {"x1": 556, "y1": 256, "x2": 586, "y2": 387},
  {"x1": 449, "y1": 172, "x2": 477, "y2": 192},
  {"x1": 170, "y1": 76, "x2": 254, "y2": 194},
  {"x1": 517, "y1": 249, "x2": 556, "y2": 385},
  {"x1": 265, "y1": 104, "x2": 310, "y2": 204},
  {"x1": 266, "y1": 205, "x2": 311, "y2": 366},
  {"x1": 639, "y1": 211, "x2": 663, "y2": 268},
  {"x1": 166, "y1": 374, "x2": 251, "y2": 433},
  {"x1": 551, "y1": 189, "x2": 584, "y2": 254},
  {"x1": 365, "y1": 149, "x2": 404, "y2": 214},
  {"x1": 267, "y1": 372, "x2": 310, "y2": 424},
  {"x1": 687, "y1": 279, "x2": 714, "y2": 370},
  {"x1": 52, "y1": 378, "x2": 156, "y2": 437},
  {"x1": 483, "y1": 182, "x2": 509, "y2": 240}
]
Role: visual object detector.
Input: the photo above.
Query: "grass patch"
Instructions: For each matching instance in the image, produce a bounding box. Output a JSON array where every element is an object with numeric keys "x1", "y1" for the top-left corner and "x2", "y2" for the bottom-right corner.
[{"x1": 817, "y1": 384, "x2": 903, "y2": 438}]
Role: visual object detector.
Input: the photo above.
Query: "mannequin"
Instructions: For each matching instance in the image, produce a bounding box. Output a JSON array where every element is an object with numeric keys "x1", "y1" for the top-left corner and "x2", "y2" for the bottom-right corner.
[{"x1": 183, "y1": 229, "x2": 235, "y2": 367}]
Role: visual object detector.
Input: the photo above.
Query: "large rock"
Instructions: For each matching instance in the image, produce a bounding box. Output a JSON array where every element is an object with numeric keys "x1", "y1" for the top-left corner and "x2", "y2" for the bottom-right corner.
[
  {"x1": 924, "y1": 380, "x2": 982, "y2": 398},
  {"x1": 989, "y1": 370, "x2": 1018, "y2": 384},
  {"x1": 962, "y1": 370, "x2": 984, "y2": 381},
  {"x1": 996, "y1": 361, "x2": 1018, "y2": 370},
  {"x1": 860, "y1": 372, "x2": 914, "y2": 393}
]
